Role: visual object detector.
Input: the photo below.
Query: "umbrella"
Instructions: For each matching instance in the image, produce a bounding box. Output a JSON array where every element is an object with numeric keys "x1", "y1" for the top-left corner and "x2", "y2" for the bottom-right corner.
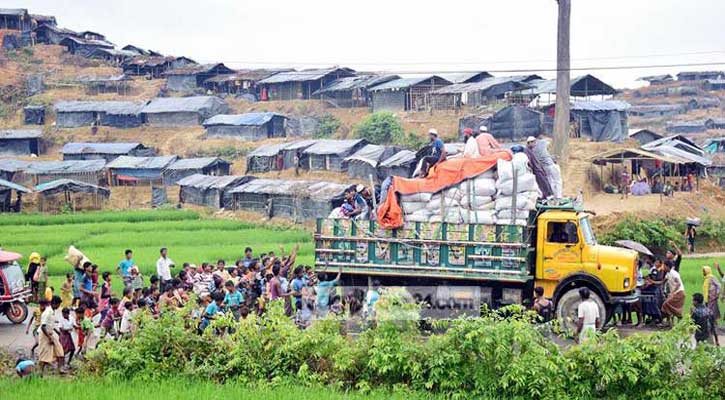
[{"x1": 615, "y1": 240, "x2": 653, "y2": 256}]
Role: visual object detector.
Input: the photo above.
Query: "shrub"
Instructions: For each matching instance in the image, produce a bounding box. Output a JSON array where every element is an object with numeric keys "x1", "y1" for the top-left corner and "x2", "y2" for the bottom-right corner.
[
  {"x1": 314, "y1": 115, "x2": 341, "y2": 138},
  {"x1": 189, "y1": 145, "x2": 251, "y2": 159},
  {"x1": 599, "y1": 216, "x2": 724, "y2": 254},
  {"x1": 353, "y1": 112, "x2": 404, "y2": 145}
]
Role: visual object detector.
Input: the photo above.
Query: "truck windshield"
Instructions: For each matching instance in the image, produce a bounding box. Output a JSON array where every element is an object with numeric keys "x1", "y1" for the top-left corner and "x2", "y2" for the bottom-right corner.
[{"x1": 579, "y1": 217, "x2": 597, "y2": 245}]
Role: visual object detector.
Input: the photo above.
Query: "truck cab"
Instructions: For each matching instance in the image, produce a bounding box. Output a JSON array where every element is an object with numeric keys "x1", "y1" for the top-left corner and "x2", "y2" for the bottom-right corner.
[{"x1": 533, "y1": 207, "x2": 638, "y2": 326}]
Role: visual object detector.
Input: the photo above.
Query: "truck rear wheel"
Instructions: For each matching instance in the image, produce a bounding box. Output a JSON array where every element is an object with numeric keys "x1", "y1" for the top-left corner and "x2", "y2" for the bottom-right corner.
[{"x1": 555, "y1": 289, "x2": 606, "y2": 333}]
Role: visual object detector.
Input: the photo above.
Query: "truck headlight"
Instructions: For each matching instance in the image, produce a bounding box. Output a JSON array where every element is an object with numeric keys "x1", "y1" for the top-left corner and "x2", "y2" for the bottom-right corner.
[{"x1": 623, "y1": 277, "x2": 630, "y2": 288}]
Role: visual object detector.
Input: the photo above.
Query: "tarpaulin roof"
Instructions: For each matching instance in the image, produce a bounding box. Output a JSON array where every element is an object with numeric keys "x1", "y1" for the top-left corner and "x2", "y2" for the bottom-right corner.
[
  {"x1": 0, "y1": 159, "x2": 30, "y2": 172},
  {"x1": 377, "y1": 150, "x2": 512, "y2": 229},
  {"x1": 313, "y1": 74, "x2": 400, "y2": 95},
  {"x1": 257, "y1": 67, "x2": 355, "y2": 84},
  {"x1": 590, "y1": 148, "x2": 689, "y2": 165},
  {"x1": 280, "y1": 139, "x2": 318, "y2": 151},
  {"x1": 141, "y1": 96, "x2": 226, "y2": 114},
  {"x1": 0, "y1": 8, "x2": 28, "y2": 16},
  {"x1": 177, "y1": 174, "x2": 251, "y2": 190},
  {"x1": 527, "y1": 74, "x2": 617, "y2": 96},
  {"x1": 437, "y1": 71, "x2": 492, "y2": 84},
  {"x1": 306, "y1": 181, "x2": 349, "y2": 200},
  {"x1": 77, "y1": 74, "x2": 131, "y2": 83},
  {"x1": 637, "y1": 74, "x2": 673, "y2": 82},
  {"x1": 369, "y1": 75, "x2": 452, "y2": 91},
  {"x1": 303, "y1": 139, "x2": 366, "y2": 155},
  {"x1": 203, "y1": 112, "x2": 285, "y2": 127},
  {"x1": 344, "y1": 144, "x2": 401, "y2": 166},
  {"x1": 165, "y1": 157, "x2": 229, "y2": 170},
  {"x1": 629, "y1": 104, "x2": 685, "y2": 113},
  {"x1": 62, "y1": 142, "x2": 143, "y2": 155},
  {"x1": 642, "y1": 135, "x2": 704, "y2": 155},
  {"x1": 571, "y1": 100, "x2": 630, "y2": 111},
  {"x1": 379, "y1": 150, "x2": 416, "y2": 167},
  {"x1": 229, "y1": 178, "x2": 312, "y2": 195},
  {"x1": 55, "y1": 100, "x2": 143, "y2": 115},
  {"x1": 165, "y1": 63, "x2": 234, "y2": 76},
  {"x1": 35, "y1": 179, "x2": 110, "y2": 196},
  {"x1": 247, "y1": 142, "x2": 290, "y2": 157},
  {"x1": 59, "y1": 36, "x2": 115, "y2": 48},
  {"x1": 89, "y1": 48, "x2": 137, "y2": 58},
  {"x1": 204, "y1": 69, "x2": 289, "y2": 83},
  {"x1": 23, "y1": 159, "x2": 106, "y2": 174},
  {"x1": 0, "y1": 178, "x2": 30, "y2": 193},
  {"x1": 648, "y1": 145, "x2": 711, "y2": 166},
  {"x1": 432, "y1": 76, "x2": 532, "y2": 95},
  {"x1": 0, "y1": 129, "x2": 42, "y2": 139},
  {"x1": 106, "y1": 155, "x2": 177, "y2": 169}
]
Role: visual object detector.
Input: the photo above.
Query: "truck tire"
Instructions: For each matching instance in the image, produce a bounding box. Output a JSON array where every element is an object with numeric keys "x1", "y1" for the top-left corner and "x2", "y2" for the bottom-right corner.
[
  {"x1": 6, "y1": 301, "x2": 28, "y2": 324},
  {"x1": 555, "y1": 289, "x2": 606, "y2": 333}
]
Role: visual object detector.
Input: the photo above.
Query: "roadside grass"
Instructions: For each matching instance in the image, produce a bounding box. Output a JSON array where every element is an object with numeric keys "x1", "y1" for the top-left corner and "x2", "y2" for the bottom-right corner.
[
  {"x1": 678, "y1": 257, "x2": 724, "y2": 313},
  {"x1": 0, "y1": 378, "x2": 435, "y2": 400}
]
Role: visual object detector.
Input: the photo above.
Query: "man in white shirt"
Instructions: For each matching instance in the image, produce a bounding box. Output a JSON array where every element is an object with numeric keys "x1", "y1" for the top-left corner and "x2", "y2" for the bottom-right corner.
[
  {"x1": 156, "y1": 247, "x2": 175, "y2": 293},
  {"x1": 576, "y1": 287, "x2": 600, "y2": 344},
  {"x1": 661, "y1": 262, "x2": 685, "y2": 327},
  {"x1": 461, "y1": 128, "x2": 481, "y2": 158}
]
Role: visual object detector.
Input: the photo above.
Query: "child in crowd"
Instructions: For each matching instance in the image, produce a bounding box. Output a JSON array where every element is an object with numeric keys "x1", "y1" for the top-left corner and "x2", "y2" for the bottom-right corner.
[
  {"x1": 91, "y1": 264, "x2": 99, "y2": 291},
  {"x1": 130, "y1": 266, "x2": 144, "y2": 300},
  {"x1": 119, "y1": 287, "x2": 133, "y2": 313},
  {"x1": 119, "y1": 301, "x2": 136, "y2": 338},
  {"x1": 224, "y1": 280, "x2": 243, "y2": 320},
  {"x1": 58, "y1": 307, "x2": 76, "y2": 363},
  {"x1": 199, "y1": 292, "x2": 224, "y2": 332},
  {"x1": 60, "y1": 273, "x2": 73, "y2": 308},
  {"x1": 101, "y1": 298, "x2": 121, "y2": 339},
  {"x1": 15, "y1": 359, "x2": 35, "y2": 378},
  {"x1": 36, "y1": 257, "x2": 48, "y2": 301},
  {"x1": 25, "y1": 301, "x2": 45, "y2": 357},
  {"x1": 99, "y1": 272, "x2": 112, "y2": 320}
]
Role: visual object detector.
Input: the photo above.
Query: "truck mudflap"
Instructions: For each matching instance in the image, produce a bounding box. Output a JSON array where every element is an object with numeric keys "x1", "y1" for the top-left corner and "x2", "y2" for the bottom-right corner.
[{"x1": 609, "y1": 289, "x2": 641, "y2": 305}]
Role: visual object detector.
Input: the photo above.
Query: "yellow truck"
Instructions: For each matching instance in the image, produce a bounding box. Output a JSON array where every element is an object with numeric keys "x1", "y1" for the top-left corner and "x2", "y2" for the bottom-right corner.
[{"x1": 314, "y1": 199, "x2": 638, "y2": 328}]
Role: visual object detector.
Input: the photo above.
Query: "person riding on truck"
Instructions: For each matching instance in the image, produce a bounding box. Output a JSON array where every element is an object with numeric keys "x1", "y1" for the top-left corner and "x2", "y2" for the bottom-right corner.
[
  {"x1": 416, "y1": 129, "x2": 446, "y2": 178},
  {"x1": 476, "y1": 125, "x2": 501, "y2": 157}
]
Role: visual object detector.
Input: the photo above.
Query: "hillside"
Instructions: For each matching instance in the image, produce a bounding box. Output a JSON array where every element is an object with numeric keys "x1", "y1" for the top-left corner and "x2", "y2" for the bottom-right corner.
[{"x1": 0, "y1": 44, "x2": 723, "y2": 224}]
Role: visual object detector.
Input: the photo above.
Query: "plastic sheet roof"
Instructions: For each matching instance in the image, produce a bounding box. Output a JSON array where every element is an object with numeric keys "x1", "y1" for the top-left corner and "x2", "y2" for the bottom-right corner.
[
  {"x1": 432, "y1": 76, "x2": 532, "y2": 95},
  {"x1": 280, "y1": 139, "x2": 318, "y2": 151},
  {"x1": 637, "y1": 74, "x2": 673, "y2": 82},
  {"x1": 55, "y1": 101, "x2": 143, "y2": 115},
  {"x1": 344, "y1": 144, "x2": 386, "y2": 165},
  {"x1": 379, "y1": 149, "x2": 416, "y2": 167},
  {"x1": 62, "y1": 142, "x2": 142, "y2": 155},
  {"x1": 0, "y1": 8, "x2": 28, "y2": 16},
  {"x1": 369, "y1": 76, "x2": 451, "y2": 91},
  {"x1": 437, "y1": 71, "x2": 492, "y2": 84},
  {"x1": 0, "y1": 129, "x2": 42, "y2": 139},
  {"x1": 303, "y1": 139, "x2": 366, "y2": 155},
  {"x1": 629, "y1": 104, "x2": 685, "y2": 113},
  {"x1": 165, "y1": 157, "x2": 228, "y2": 170},
  {"x1": 247, "y1": 142, "x2": 291, "y2": 158},
  {"x1": 229, "y1": 178, "x2": 347, "y2": 200},
  {"x1": 527, "y1": 75, "x2": 617, "y2": 96},
  {"x1": 23, "y1": 159, "x2": 106, "y2": 174},
  {"x1": 313, "y1": 75, "x2": 400, "y2": 95},
  {"x1": 165, "y1": 63, "x2": 233, "y2": 76},
  {"x1": 141, "y1": 96, "x2": 226, "y2": 114},
  {"x1": 571, "y1": 100, "x2": 630, "y2": 112},
  {"x1": 35, "y1": 179, "x2": 110, "y2": 196},
  {"x1": 177, "y1": 174, "x2": 251, "y2": 190},
  {"x1": 106, "y1": 155, "x2": 177, "y2": 170},
  {"x1": 0, "y1": 159, "x2": 30, "y2": 172},
  {"x1": 258, "y1": 68, "x2": 354, "y2": 84},
  {"x1": 0, "y1": 178, "x2": 30, "y2": 193},
  {"x1": 204, "y1": 69, "x2": 288, "y2": 83},
  {"x1": 203, "y1": 112, "x2": 285, "y2": 127}
]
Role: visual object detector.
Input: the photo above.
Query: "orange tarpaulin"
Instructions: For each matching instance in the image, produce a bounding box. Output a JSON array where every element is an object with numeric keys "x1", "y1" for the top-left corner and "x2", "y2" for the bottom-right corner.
[{"x1": 376, "y1": 150, "x2": 512, "y2": 229}]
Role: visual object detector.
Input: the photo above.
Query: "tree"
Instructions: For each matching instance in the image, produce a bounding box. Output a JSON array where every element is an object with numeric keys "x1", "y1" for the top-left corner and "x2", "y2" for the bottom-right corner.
[
  {"x1": 314, "y1": 114, "x2": 341, "y2": 138},
  {"x1": 552, "y1": 0, "x2": 571, "y2": 162},
  {"x1": 354, "y1": 112, "x2": 404, "y2": 144}
]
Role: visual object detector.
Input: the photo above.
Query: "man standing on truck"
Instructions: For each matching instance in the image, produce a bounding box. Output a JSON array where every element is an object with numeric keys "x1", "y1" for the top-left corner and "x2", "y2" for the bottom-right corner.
[
  {"x1": 576, "y1": 288, "x2": 600, "y2": 344},
  {"x1": 416, "y1": 129, "x2": 446, "y2": 178}
]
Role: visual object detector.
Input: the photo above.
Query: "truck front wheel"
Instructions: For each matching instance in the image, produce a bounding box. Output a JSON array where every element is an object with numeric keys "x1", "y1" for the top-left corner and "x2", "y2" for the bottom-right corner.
[{"x1": 555, "y1": 288, "x2": 607, "y2": 333}]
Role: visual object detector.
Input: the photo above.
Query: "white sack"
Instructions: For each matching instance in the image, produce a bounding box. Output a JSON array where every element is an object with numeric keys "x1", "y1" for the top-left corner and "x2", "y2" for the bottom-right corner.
[
  {"x1": 460, "y1": 194, "x2": 493, "y2": 209},
  {"x1": 406, "y1": 209, "x2": 432, "y2": 222},
  {"x1": 401, "y1": 201, "x2": 427, "y2": 214},
  {"x1": 495, "y1": 173, "x2": 539, "y2": 196},
  {"x1": 496, "y1": 154, "x2": 529, "y2": 181},
  {"x1": 497, "y1": 208, "x2": 532, "y2": 219},
  {"x1": 467, "y1": 177, "x2": 497, "y2": 197},
  {"x1": 462, "y1": 210, "x2": 496, "y2": 224},
  {"x1": 429, "y1": 208, "x2": 463, "y2": 224},
  {"x1": 494, "y1": 191, "x2": 539, "y2": 211},
  {"x1": 401, "y1": 192, "x2": 433, "y2": 203}
]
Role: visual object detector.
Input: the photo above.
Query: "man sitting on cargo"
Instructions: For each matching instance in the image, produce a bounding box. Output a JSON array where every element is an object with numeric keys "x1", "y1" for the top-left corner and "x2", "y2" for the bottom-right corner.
[
  {"x1": 461, "y1": 128, "x2": 480, "y2": 158},
  {"x1": 416, "y1": 129, "x2": 446, "y2": 178},
  {"x1": 476, "y1": 125, "x2": 501, "y2": 157},
  {"x1": 344, "y1": 186, "x2": 369, "y2": 220}
]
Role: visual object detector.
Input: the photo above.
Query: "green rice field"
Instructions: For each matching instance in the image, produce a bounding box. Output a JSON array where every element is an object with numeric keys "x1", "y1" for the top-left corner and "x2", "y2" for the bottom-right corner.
[{"x1": 2, "y1": 210, "x2": 722, "y2": 312}]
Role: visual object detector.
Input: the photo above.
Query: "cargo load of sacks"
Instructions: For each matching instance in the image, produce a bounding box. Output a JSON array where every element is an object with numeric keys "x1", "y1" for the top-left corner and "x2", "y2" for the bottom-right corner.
[
  {"x1": 400, "y1": 169, "x2": 497, "y2": 224},
  {"x1": 399, "y1": 153, "x2": 540, "y2": 226},
  {"x1": 494, "y1": 152, "x2": 541, "y2": 226}
]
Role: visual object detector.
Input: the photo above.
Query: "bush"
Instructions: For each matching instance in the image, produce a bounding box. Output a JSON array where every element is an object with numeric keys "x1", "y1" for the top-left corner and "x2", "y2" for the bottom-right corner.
[
  {"x1": 82, "y1": 302, "x2": 725, "y2": 398},
  {"x1": 315, "y1": 114, "x2": 341, "y2": 138},
  {"x1": 599, "y1": 216, "x2": 725, "y2": 254},
  {"x1": 353, "y1": 112, "x2": 404, "y2": 145},
  {"x1": 189, "y1": 145, "x2": 251, "y2": 159}
]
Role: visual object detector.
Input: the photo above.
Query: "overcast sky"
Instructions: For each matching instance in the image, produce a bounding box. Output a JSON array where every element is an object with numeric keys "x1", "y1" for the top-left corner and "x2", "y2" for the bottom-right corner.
[{"x1": 20, "y1": 0, "x2": 725, "y2": 88}]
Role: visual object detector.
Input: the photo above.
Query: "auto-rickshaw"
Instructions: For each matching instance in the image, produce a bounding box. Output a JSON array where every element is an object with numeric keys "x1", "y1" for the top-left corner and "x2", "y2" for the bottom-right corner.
[{"x1": 0, "y1": 250, "x2": 30, "y2": 323}]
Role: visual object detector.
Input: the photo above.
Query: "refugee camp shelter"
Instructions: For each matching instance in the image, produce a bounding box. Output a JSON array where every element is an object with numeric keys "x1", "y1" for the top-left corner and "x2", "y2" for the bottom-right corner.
[
  {"x1": 202, "y1": 69, "x2": 285, "y2": 95},
  {"x1": 88, "y1": 48, "x2": 136, "y2": 65},
  {"x1": 677, "y1": 71, "x2": 723, "y2": 81},
  {"x1": 277, "y1": 139, "x2": 318, "y2": 170},
  {"x1": 61, "y1": 142, "x2": 153, "y2": 162},
  {"x1": 245, "y1": 142, "x2": 289, "y2": 173},
  {"x1": 203, "y1": 113, "x2": 288, "y2": 140},
  {"x1": 54, "y1": 101, "x2": 144, "y2": 128},
  {"x1": 35, "y1": 179, "x2": 110, "y2": 212},
  {"x1": 5, "y1": 159, "x2": 107, "y2": 186},
  {"x1": 437, "y1": 72, "x2": 493, "y2": 84},
  {"x1": 378, "y1": 149, "x2": 416, "y2": 178},
  {"x1": 525, "y1": 75, "x2": 617, "y2": 105},
  {"x1": 121, "y1": 45, "x2": 161, "y2": 57},
  {"x1": 257, "y1": 67, "x2": 356, "y2": 100},
  {"x1": 687, "y1": 97, "x2": 720, "y2": 110},
  {"x1": 703, "y1": 137, "x2": 725, "y2": 187},
  {"x1": 0, "y1": 159, "x2": 29, "y2": 182},
  {"x1": 123, "y1": 56, "x2": 196, "y2": 78},
  {"x1": 162, "y1": 157, "x2": 231, "y2": 185},
  {"x1": 302, "y1": 139, "x2": 368, "y2": 171},
  {"x1": 229, "y1": 178, "x2": 347, "y2": 221},
  {"x1": 33, "y1": 23, "x2": 77, "y2": 45},
  {"x1": 642, "y1": 136, "x2": 711, "y2": 167},
  {"x1": 430, "y1": 76, "x2": 533, "y2": 109},
  {"x1": 705, "y1": 118, "x2": 725, "y2": 130},
  {"x1": 487, "y1": 105, "x2": 544, "y2": 142},
  {"x1": 636, "y1": 75, "x2": 673, "y2": 85},
  {"x1": 628, "y1": 129, "x2": 663, "y2": 145},
  {"x1": 77, "y1": 74, "x2": 132, "y2": 95},
  {"x1": 665, "y1": 121, "x2": 706, "y2": 134},
  {"x1": 704, "y1": 79, "x2": 725, "y2": 91},
  {"x1": 313, "y1": 74, "x2": 399, "y2": 108},
  {"x1": 23, "y1": 105, "x2": 45, "y2": 125},
  {"x1": 628, "y1": 104, "x2": 686, "y2": 118},
  {"x1": 369, "y1": 75, "x2": 452, "y2": 112},
  {"x1": 165, "y1": 63, "x2": 235, "y2": 92},
  {"x1": 0, "y1": 178, "x2": 30, "y2": 212},
  {"x1": 344, "y1": 144, "x2": 401, "y2": 182},
  {"x1": 106, "y1": 155, "x2": 178, "y2": 185},
  {"x1": 177, "y1": 174, "x2": 253, "y2": 209},
  {"x1": 0, "y1": 8, "x2": 32, "y2": 31},
  {"x1": 141, "y1": 96, "x2": 228, "y2": 127},
  {"x1": 570, "y1": 100, "x2": 630, "y2": 142},
  {"x1": 0, "y1": 130, "x2": 42, "y2": 156},
  {"x1": 59, "y1": 36, "x2": 114, "y2": 57}
]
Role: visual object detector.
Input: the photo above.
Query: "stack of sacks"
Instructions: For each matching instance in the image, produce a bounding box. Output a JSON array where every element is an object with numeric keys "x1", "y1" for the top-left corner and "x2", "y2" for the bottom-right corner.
[
  {"x1": 400, "y1": 192, "x2": 433, "y2": 222},
  {"x1": 428, "y1": 187, "x2": 463, "y2": 223},
  {"x1": 495, "y1": 153, "x2": 541, "y2": 226},
  {"x1": 460, "y1": 170, "x2": 496, "y2": 224}
]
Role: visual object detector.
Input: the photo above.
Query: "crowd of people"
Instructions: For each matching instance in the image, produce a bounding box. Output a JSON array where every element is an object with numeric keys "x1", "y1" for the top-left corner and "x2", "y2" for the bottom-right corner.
[{"x1": 19, "y1": 245, "x2": 384, "y2": 376}]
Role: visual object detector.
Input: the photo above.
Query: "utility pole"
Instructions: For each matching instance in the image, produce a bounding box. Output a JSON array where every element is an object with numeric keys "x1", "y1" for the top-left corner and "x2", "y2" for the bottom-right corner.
[{"x1": 552, "y1": 0, "x2": 571, "y2": 161}]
